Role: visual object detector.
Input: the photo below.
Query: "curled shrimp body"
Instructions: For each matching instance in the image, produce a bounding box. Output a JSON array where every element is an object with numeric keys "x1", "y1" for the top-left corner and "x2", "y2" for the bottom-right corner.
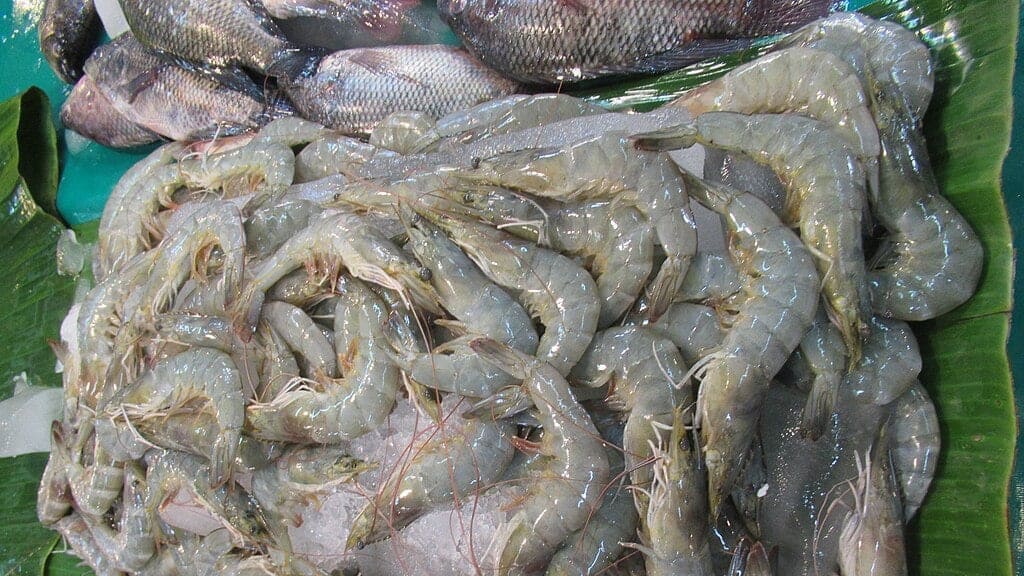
[
  {"x1": 640, "y1": 410, "x2": 713, "y2": 576},
  {"x1": 845, "y1": 316, "x2": 921, "y2": 406},
  {"x1": 236, "y1": 209, "x2": 441, "y2": 331},
  {"x1": 87, "y1": 462, "x2": 156, "y2": 572},
  {"x1": 837, "y1": 431, "x2": 908, "y2": 576},
  {"x1": 129, "y1": 201, "x2": 246, "y2": 328},
  {"x1": 783, "y1": 13, "x2": 982, "y2": 320},
  {"x1": 347, "y1": 411, "x2": 516, "y2": 548},
  {"x1": 424, "y1": 213, "x2": 599, "y2": 377},
  {"x1": 369, "y1": 111, "x2": 437, "y2": 154},
  {"x1": 547, "y1": 201, "x2": 655, "y2": 327},
  {"x1": 246, "y1": 277, "x2": 402, "y2": 444},
  {"x1": 245, "y1": 199, "x2": 324, "y2": 259},
  {"x1": 261, "y1": 301, "x2": 337, "y2": 380},
  {"x1": 648, "y1": 302, "x2": 725, "y2": 366},
  {"x1": 253, "y1": 117, "x2": 330, "y2": 148},
  {"x1": 790, "y1": 306, "x2": 846, "y2": 441},
  {"x1": 670, "y1": 46, "x2": 880, "y2": 191},
  {"x1": 452, "y1": 130, "x2": 696, "y2": 320},
  {"x1": 680, "y1": 174, "x2": 819, "y2": 516},
  {"x1": 177, "y1": 140, "x2": 295, "y2": 200},
  {"x1": 293, "y1": 133, "x2": 394, "y2": 183},
  {"x1": 638, "y1": 113, "x2": 867, "y2": 364},
  {"x1": 545, "y1": 441, "x2": 638, "y2": 576},
  {"x1": 889, "y1": 381, "x2": 939, "y2": 521},
  {"x1": 67, "y1": 438, "x2": 124, "y2": 520},
  {"x1": 397, "y1": 221, "x2": 538, "y2": 398},
  {"x1": 97, "y1": 142, "x2": 186, "y2": 281},
  {"x1": 471, "y1": 338, "x2": 610, "y2": 576},
  {"x1": 571, "y1": 326, "x2": 689, "y2": 518},
  {"x1": 154, "y1": 312, "x2": 261, "y2": 400},
  {"x1": 110, "y1": 348, "x2": 244, "y2": 485}
]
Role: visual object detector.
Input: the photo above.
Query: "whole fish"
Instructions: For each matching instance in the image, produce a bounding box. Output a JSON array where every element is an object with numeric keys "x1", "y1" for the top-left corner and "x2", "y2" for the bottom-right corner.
[
  {"x1": 83, "y1": 33, "x2": 293, "y2": 142},
  {"x1": 438, "y1": 0, "x2": 833, "y2": 84},
  {"x1": 284, "y1": 44, "x2": 520, "y2": 135},
  {"x1": 61, "y1": 75, "x2": 162, "y2": 148},
  {"x1": 38, "y1": 0, "x2": 103, "y2": 83},
  {"x1": 119, "y1": 0, "x2": 319, "y2": 79}
]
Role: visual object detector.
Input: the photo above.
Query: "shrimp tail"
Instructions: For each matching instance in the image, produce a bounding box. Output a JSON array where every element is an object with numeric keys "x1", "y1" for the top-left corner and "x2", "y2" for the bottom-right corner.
[
  {"x1": 469, "y1": 337, "x2": 530, "y2": 380},
  {"x1": 801, "y1": 372, "x2": 840, "y2": 441},
  {"x1": 644, "y1": 256, "x2": 687, "y2": 321},
  {"x1": 209, "y1": 433, "x2": 237, "y2": 487}
]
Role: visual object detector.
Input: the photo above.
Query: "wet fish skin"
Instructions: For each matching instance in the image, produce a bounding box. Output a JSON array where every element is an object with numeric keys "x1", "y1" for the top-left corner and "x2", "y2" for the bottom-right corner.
[
  {"x1": 39, "y1": 0, "x2": 103, "y2": 83},
  {"x1": 83, "y1": 33, "x2": 292, "y2": 142},
  {"x1": 438, "y1": 0, "x2": 833, "y2": 84},
  {"x1": 284, "y1": 44, "x2": 520, "y2": 135},
  {"x1": 262, "y1": 0, "x2": 421, "y2": 43},
  {"x1": 119, "y1": 0, "x2": 318, "y2": 78},
  {"x1": 61, "y1": 75, "x2": 162, "y2": 149}
]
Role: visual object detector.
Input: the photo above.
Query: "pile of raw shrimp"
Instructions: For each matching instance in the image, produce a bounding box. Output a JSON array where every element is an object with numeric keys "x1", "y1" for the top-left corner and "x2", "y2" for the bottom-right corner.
[{"x1": 39, "y1": 13, "x2": 981, "y2": 576}]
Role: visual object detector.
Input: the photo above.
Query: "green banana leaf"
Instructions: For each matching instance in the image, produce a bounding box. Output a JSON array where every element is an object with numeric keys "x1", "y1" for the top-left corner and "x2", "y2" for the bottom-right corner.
[{"x1": 0, "y1": 0, "x2": 1015, "y2": 575}]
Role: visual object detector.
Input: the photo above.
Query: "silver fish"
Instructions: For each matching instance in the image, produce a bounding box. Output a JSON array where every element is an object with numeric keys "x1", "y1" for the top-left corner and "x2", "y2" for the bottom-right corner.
[
  {"x1": 284, "y1": 44, "x2": 520, "y2": 135},
  {"x1": 438, "y1": 0, "x2": 833, "y2": 84},
  {"x1": 262, "y1": 0, "x2": 421, "y2": 42},
  {"x1": 119, "y1": 0, "x2": 318, "y2": 79},
  {"x1": 83, "y1": 33, "x2": 291, "y2": 141},
  {"x1": 39, "y1": 0, "x2": 103, "y2": 83},
  {"x1": 61, "y1": 75, "x2": 161, "y2": 148}
]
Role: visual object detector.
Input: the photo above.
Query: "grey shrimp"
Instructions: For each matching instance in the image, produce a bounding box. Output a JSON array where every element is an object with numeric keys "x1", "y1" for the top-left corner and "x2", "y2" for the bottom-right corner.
[
  {"x1": 646, "y1": 302, "x2": 725, "y2": 366},
  {"x1": 97, "y1": 142, "x2": 185, "y2": 280},
  {"x1": 293, "y1": 133, "x2": 395, "y2": 183},
  {"x1": 37, "y1": 420, "x2": 74, "y2": 525},
  {"x1": 889, "y1": 381, "x2": 939, "y2": 521},
  {"x1": 677, "y1": 174, "x2": 818, "y2": 516},
  {"x1": 846, "y1": 315, "x2": 921, "y2": 406},
  {"x1": 636, "y1": 409, "x2": 713, "y2": 576},
  {"x1": 637, "y1": 113, "x2": 867, "y2": 364},
  {"x1": 369, "y1": 111, "x2": 437, "y2": 154},
  {"x1": 571, "y1": 326, "x2": 690, "y2": 519},
  {"x1": 177, "y1": 139, "x2": 295, "y2": 200},
  {"x1": 790, "y1": 305, "x2": 847, "y2": 441},
  {"x1": 253, "y1": 116, "x2": 330, "y2": 147},
  {"x1": 153, "y1": 312, "x2": 261, "y2": 400},
  {"x1": 670, "y1": 46, "x2": 880, "y2": 191},
  {"x1": 547, "y1": 201, "x2": 656, "y2": 327},
  {"x1": 66, "y1": 438, "x2": 124, "y2": 521},
  {"x1": 452, "y1": 130, "x2": 697, "y2": 320},
  {"x1": 471, "y1": 338, "x2": 609, "y2": 576},
  {"x1": 837, "y1": 431, "x2": 908, "y2": 576},
  {"x1": 246, "y1": 276, "x2": 402, "y2": 444},
  {"x1": 395, "y1": 220, "x2": 538, "y2": 399},
  {"x1": 782, "y1": 12, "x2": 982, "y2": 320},
  {"x1": 422, "y1": 213, "x2": 599, "y2": 376},
  {"x1": 260, "y1": 301, "x2": 337, "y2": 381},
  {"x1": 347, "y1": 409, "x2": 516, "y2": 548},
  {"x1": 52, "y1": 514, "x2": 122, "y2": 576},
  {"x1": 544, "y1": 442, "x2": 638, "y2": 576},
  {"x1": 107, "y1": 348, "x2": 244, "y2": 485},
  {"x1": 87, "y1": 462, "x2": 156, "y2": 572},
  {"x1": 234, "y1": 209, "x2": 441, "y2": 332}
]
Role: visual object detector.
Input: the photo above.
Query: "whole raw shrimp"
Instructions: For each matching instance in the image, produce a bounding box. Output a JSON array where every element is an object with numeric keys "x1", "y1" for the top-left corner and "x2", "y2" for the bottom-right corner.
[
  {"x1": 394, "y1": 219, "x2": 538, "y2": 398},
  {"x1": 571, "y1": 325, "x2": 690, "y2": 519},
  {"x1": 422, "y1": 212, "x2": 599, "y2": 377},
  {"x1": 66, "y1": 424, "x2": 125, "y2": 521},
  {"x1": 246, "y1": 276, "x2": 403, "y2": 444},
  {"x1": 781, "y1": 12, "x2": 982, "y2": 320},
  {"x1": 636, "y1": 408, "x2": 713, "y2": 576},
  {"x1": 837, "y1": 430, "x2": 908, "y2": 576},
  {"x1": 233, "y1": 209, "x2": 441, "y2": 332},
  {"x1": 675, "y1": 173, "x2": 818, "y2": 516},
  {"x1": 787, "y1": 305, "x2": 847, "y2": 441},
  {"x1": 347, "y1": 406, "x2": 516, "y2": 549},
  {"x1": 52, "y1": 513, "x2": 122, "y2": 576},
  {"x1": 637, "y1": 113, "x2": 867, "y2": 364},
  {"x1": 451, "y1": 129, "x2": 697, "y2": 320},
  {"x1": 470, "y1": 338, "x2": 609, "y2": 576},
  {"x1": 86, "y1": 461, "x2": 156, "y2": 572},
  {"x1": 889, "y1": 381, "x2": 939, "y2": 521},
  {"x1": 96, "y1": 142, "x2": 185, "y2": 280},
  {"x1": 845, "y1": 315, "x2": 921, "y2": 406},
  {"x1": 153, "y1": 312, "x2": 262, "y2": 400},
  {"x1": 37, "y1": 420, "x2": 74, "y2": 525},
  {"x1": 669, "y1": 46, "x2": 881, "y2": 192},
  {"x1": 260, "y1": 301, "x2": 337, "y2": 381},
  {"x1": 104, "y1": 347, "x2": 244, "y2": 485}
]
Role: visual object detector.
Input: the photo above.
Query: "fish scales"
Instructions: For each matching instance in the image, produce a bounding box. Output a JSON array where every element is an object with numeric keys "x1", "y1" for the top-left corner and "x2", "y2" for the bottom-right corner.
[
  {"x1": 439, "y1": 0, "x2": 832, "y2": 84},
  {"x1": 285, "y1": 44, "x2": 520, "y2": 135},
  {"x1": 119, "y1": 0, "x2": 312, "y2": 78}
]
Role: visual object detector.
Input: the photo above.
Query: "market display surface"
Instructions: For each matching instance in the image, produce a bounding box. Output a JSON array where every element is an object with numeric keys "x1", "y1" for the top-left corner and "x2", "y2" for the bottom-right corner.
[{"x1": 0, "y1": 1, "x2": 1016, "y2": 576}]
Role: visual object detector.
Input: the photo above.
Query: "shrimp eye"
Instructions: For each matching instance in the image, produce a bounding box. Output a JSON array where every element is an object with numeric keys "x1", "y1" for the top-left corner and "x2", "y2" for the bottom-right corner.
[
  {"x1": 333, "y1": 193, "x2": 341, "y2": 201},
  {"x1": 471, "y1": 156, "x2": 481, "y2": 169},
  {"x1": 410, "y1": 212, "x2": 422, "y2": 224},
  {"x1": 418, "y1": 267, "x2": 432, "y2": 281},
  {"x1": 463, "y1": 192, "x2": 474, "y2": 203}
]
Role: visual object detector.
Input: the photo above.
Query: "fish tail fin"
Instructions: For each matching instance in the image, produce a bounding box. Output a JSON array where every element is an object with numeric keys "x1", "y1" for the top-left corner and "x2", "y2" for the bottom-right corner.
[
  {"x1": 752, "y1": 0, "x2": 834, "y2": 35},
  {"x1": 268, "y1": 48, "x2": 325, "y2": 82}
]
